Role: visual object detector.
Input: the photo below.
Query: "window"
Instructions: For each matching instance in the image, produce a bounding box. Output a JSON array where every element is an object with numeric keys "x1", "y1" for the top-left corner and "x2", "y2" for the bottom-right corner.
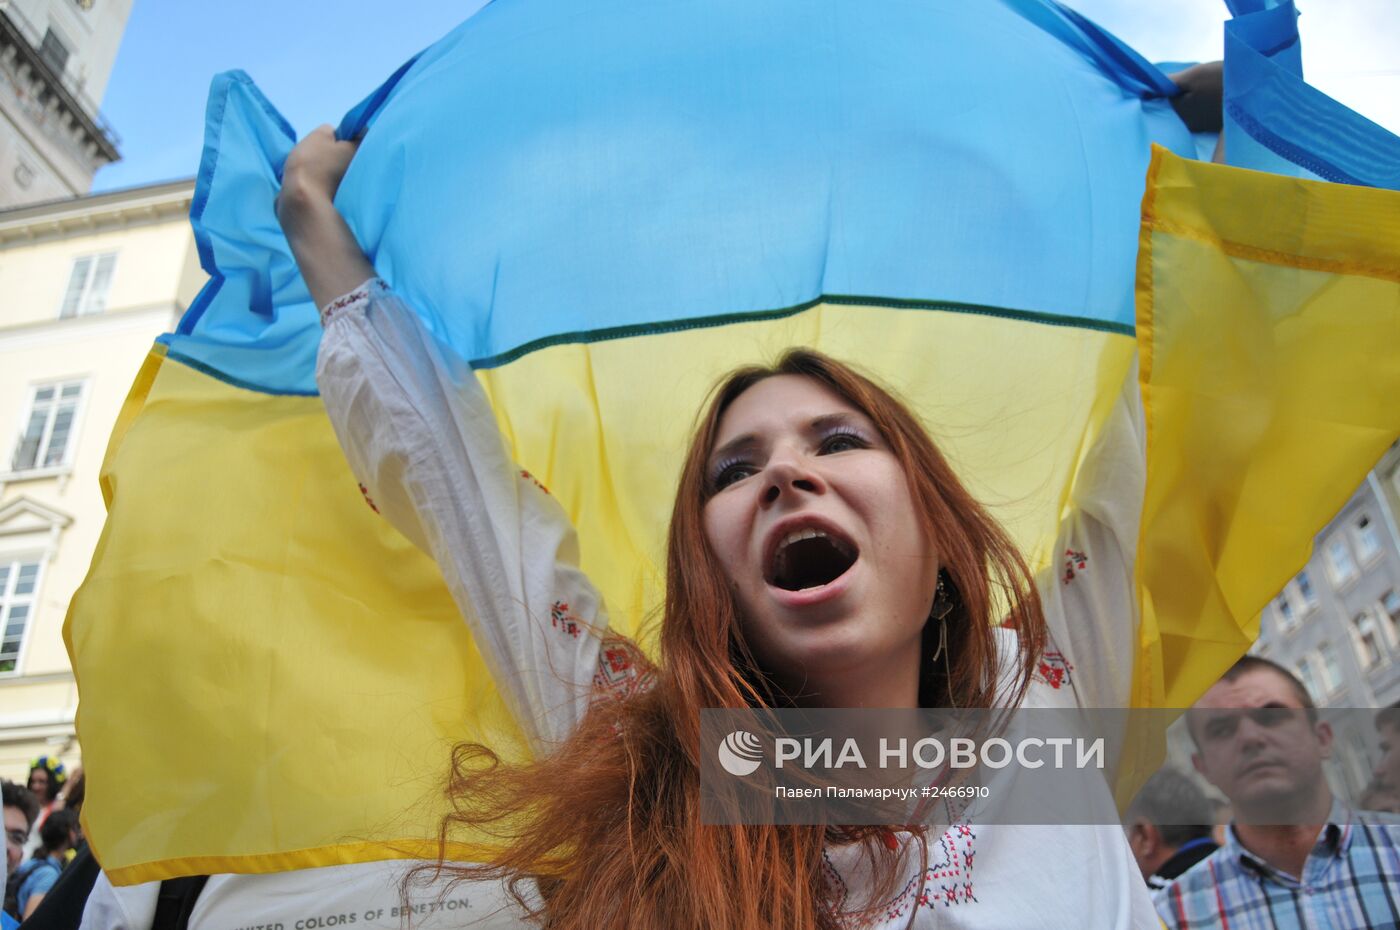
[
  {"x1": 1327, "y1": 536, "x2": 1359, "y2": 585},
  {"x1": 11, "y1": 381, "x2": 84, "y2": 472},
  {"x1": 1356, "y1": 515, "x2": 1382, "y2": 562},
  {"x1": 1297, "y1": 570, "x2": 1317, "y2": 606},
  {"x1": 0, "y1": 558, "x2": 41, "y2": 674},
  {"x1": 59, "y1": 253, "x2": 117, "y2": 318},
  {"x1": 1318, "y1": 643, "x2": 1343, "y2": 694},
  {"x1": 1354, "y1": 610, "x2": 1384, "y2": 669},
  {"x1": 1275, "y1": 593, "x2": 1297, "y2": 631},
  {"x1": 1384, "y1": 589, "x2": 1400, "y2": 627},
  {"x1": 38, "y1": 29, "x2": 70, "y2": 76},
  {"x1": 1296, "y1": 657, "x2": 1320, "y2": 703}
]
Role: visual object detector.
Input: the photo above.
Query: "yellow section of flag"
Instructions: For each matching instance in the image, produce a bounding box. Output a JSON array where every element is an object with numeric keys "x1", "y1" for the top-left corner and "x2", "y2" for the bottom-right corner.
[
  {"x1": 69, "y1": 349, "x2": 528, "y2": 883},
  {"x1": 1134, "y1": 147, "x2": 1400, "y2": 710}
]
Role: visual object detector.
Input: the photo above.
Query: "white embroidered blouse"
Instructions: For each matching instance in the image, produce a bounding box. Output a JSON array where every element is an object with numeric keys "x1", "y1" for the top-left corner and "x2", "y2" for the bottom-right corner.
[{"x1": 314, "y1": 279, "x2": 1163, "y2": 929}]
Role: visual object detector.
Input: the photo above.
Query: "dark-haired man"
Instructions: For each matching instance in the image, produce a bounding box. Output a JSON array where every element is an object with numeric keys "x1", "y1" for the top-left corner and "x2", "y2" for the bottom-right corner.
[
  {"x1": 4, "y1": 782, "x2": 40, "y2": 925},
  {"x1": 3, "y1": 783, "x2": 36, "y2": 877},
  {"x1": 1155, "y1": 656, "x2": 1400, "y2": 930}
]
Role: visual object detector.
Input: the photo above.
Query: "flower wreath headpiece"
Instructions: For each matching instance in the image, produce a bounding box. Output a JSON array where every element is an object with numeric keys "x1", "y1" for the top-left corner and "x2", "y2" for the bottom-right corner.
[{"x1": 30, "y1": 755, "x2": 66, "y2": 788}]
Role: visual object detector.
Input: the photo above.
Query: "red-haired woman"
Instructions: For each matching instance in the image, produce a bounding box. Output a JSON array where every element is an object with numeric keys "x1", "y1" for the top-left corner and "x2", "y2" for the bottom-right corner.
[{"x1": 280, "y1": 127, "x2": 1157, "y2": 929}]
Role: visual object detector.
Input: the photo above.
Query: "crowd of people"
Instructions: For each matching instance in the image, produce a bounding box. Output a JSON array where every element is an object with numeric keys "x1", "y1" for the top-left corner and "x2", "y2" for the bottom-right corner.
[
  {"x1": 1128, "y1": 661, "x2": 1400, "y2": 929},
  {"x1": 4, "y1": 759, "x2": 84, "y2": 926},
  {"x1": 6, "y1": 669, "x2": 1400, "y2": 928}
]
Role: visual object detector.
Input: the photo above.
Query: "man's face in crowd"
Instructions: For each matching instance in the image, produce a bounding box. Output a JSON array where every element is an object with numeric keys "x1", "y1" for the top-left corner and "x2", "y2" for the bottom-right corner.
[
  {"x1": 1375, "y1": 720, "x2": 1400, "y2": 792},
  {"x1": 1189, "y1": 667, "x2": 1332, "y2": 814},
  {"x1": 4, "y1": 803, "x2": 26, "y2": 871}
]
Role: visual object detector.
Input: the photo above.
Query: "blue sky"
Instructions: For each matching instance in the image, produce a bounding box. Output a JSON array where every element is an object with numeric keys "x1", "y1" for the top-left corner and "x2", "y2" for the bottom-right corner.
[
  {"x1": 91, "y1": 0, "x2": 487, "y2": 190},
  {"x1": 91, "y1": 0, "x2": 1398, "y2": 192}
]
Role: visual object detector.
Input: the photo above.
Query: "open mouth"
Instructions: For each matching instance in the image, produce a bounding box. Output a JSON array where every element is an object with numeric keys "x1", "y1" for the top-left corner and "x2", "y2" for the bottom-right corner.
[{"x1": 766, "y1": 527, "x2": 859, "y2": 592}]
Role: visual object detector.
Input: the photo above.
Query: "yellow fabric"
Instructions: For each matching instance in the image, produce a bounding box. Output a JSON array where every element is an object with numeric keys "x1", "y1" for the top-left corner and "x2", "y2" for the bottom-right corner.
[
  {"x1": 72, "y1": 303, "x2": 1131, "y2": 883},
  {"x1": 477, "y1": 304, "x2": 1134, "y2": 637},
  {"x1": 1133, "y1": 146, "x2": 1400, "y2": 710},
  {"x1": 68, "y1": 352, "x2": 529, "y2": 884}
]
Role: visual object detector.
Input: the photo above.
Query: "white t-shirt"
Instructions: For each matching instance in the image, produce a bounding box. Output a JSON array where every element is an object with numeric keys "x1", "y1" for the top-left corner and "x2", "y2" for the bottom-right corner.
[{"x1": 80, "y1": 859, "x2": 526, "y2": 930}]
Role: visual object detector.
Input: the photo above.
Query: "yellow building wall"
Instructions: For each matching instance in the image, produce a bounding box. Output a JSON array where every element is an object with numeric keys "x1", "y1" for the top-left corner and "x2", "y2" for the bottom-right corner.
[
  {"x1": 0, "y1": 221, "x2": 194, "y2": 327},
  {"x1": 0, "y1": 184, "x2": 201, "y2": 780}
]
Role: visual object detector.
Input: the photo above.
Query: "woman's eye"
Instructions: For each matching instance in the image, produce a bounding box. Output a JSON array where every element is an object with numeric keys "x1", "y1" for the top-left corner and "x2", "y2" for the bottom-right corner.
[
  {"x1": 819, "y1": 432, "x2": 866, "y2": 454},
  {"x1": 713, "y1": 462, "x2": 757, "y2": 490}
]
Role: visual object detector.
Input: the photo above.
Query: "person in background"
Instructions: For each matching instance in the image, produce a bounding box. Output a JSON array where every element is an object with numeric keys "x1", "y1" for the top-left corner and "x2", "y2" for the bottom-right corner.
[
  {"x1": 1372, "y1": 701, "x2": 1400, "y2": 797},
  {"x1": 1358, "y1": 780, "x2": 1400, "y2": 815},
  {"x1": 4, "y1": 783, "x2": 40, "y2": 925},
  {"x1": 1155, "y1": 656, "x2": 1400, "y2": 930},
  {"x1": 19, "y1": 768, "x2": 108, "y2": 930},
  {"x1": 26, "y1": 761, "x2": 65, "y2": 822},
  {"x1": 3, "y1": 784, "x2": 36, "y2": 878},
  {"x1": 58, "y1": 773, "x2": 82, "y2": 823},
  {"x1": 1209, "y1": 799, "x2": 1232, "y2": 848},
  {"x1": 14, "y1": 810, "x2": 79, "y2": 920},
  {"x1": 1123, "y1": 768, "x2": 1220, "y2": 891}
]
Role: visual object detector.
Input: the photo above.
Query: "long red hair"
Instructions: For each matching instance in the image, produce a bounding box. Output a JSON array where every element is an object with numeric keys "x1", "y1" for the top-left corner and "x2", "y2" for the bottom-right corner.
[{"x1": 423, "y1": 349, "x2": 1047, "y2": 928}]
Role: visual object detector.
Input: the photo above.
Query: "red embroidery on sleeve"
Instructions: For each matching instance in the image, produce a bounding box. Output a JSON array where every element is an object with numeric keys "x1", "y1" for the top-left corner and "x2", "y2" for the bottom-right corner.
[
  {"x1": 550, "y1": 601, "x2": 582, "y2": 637},
  {"x1": 520, "y1": 469, "x2": 550, "y2": 495},
  {"x1": 320, "y1": 282, "x2": 374, "y2": 325},
  {"x1": 1061, "y1": 548, "x2": 1088, "y2": 585},
  {"x1": 357, "y1": 483, "x2": 380, "y2": 514},
  {"x1": 1035, "y1": 649, "x2": 1073, "y2": 689}
]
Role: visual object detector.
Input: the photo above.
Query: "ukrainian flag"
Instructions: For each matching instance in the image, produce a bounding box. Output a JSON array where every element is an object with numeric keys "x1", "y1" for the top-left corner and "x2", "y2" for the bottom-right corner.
[{"x1": 66, "y1": 0, "x2": 1400, "y2": 882}]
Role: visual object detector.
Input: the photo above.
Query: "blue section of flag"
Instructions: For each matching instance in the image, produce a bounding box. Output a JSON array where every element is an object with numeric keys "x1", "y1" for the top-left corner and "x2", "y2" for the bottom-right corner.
[
  {"x1": 167, "y1": 0, "x2": 1208, "y2": 396},
  {"x1": 1223, "y1": 1, "x2": 1400, "y2": 186}
]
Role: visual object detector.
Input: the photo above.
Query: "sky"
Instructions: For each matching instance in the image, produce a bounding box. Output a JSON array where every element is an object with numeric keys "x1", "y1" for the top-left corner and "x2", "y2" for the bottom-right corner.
[{"x1": 91, "y1": 0, "x2": 1399, "y2": 193}]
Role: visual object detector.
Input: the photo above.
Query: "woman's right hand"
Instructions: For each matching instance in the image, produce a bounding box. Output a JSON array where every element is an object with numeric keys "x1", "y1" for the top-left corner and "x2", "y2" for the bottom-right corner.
[
  {"x1": 275, "y1": 124, "x2": 376, "y2": 310},
  {"x1": 276, "y1": 124, "x2": 359, "y2": 228}
]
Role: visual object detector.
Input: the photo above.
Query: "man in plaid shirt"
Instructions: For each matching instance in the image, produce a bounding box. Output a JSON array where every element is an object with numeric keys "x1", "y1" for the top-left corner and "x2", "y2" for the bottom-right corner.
[{"x1": 1154, "y1": 656, "x2": 1400, "y2": 929}]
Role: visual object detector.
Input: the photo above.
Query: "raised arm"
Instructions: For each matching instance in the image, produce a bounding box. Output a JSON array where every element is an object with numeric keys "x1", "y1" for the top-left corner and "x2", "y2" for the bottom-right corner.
[
  {"x1": 277, "y1": 128, "x2": 636, "y2": 749},
  {"x1": 277, "y1": 126, "x2": 376, "y2": 310}
]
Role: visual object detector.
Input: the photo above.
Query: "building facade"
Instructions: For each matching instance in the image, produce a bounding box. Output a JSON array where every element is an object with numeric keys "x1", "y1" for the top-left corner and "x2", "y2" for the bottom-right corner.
[
  {"x1": 0, "y1": 177, "x2": 201, "y2": 780},
  {"x1": 1251, "y1": 450, "x2": 1400, "y2": 798},
  {"x1": 0, "y1": 0, "x2": 129, "y2": 208},
  {"x1": 1158, "y1": 453, "x2": 1400, "y2": 807}
]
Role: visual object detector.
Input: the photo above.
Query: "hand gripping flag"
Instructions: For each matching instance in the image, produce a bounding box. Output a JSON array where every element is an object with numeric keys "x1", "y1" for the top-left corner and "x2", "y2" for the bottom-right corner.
[{"x1": 65, "y1": 0, "x2": 1400, "y2": 882}]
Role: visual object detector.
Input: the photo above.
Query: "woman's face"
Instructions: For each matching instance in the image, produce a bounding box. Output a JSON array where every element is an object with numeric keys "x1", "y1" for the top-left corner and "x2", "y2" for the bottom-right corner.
[
  {"x1": 702, "y1": 375, "x2": 939, "y2": 704},
  {"x1": 28, "y1": 767, "x2": 49, "y2": 799}
]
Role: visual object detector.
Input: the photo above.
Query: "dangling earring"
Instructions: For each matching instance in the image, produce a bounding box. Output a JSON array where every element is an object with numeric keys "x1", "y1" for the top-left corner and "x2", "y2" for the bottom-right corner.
[
  {"x1": 929, "y1": 572, "x2": 953, "y2": 661},
  {"x1": 929, "y1": 570, "x2": 956, "y2": 707}
]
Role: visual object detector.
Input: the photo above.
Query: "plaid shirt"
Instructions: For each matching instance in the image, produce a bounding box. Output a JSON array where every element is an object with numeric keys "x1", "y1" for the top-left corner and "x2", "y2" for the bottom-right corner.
[{"x1": 1154, "y1": 801, "x2": 1400, "y2": 929}]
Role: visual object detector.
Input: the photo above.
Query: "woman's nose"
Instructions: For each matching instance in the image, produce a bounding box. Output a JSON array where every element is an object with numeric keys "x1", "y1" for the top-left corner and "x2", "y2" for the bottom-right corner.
[{"x1": 760, "y1": 452, "x2": 824, "y2": 505}]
